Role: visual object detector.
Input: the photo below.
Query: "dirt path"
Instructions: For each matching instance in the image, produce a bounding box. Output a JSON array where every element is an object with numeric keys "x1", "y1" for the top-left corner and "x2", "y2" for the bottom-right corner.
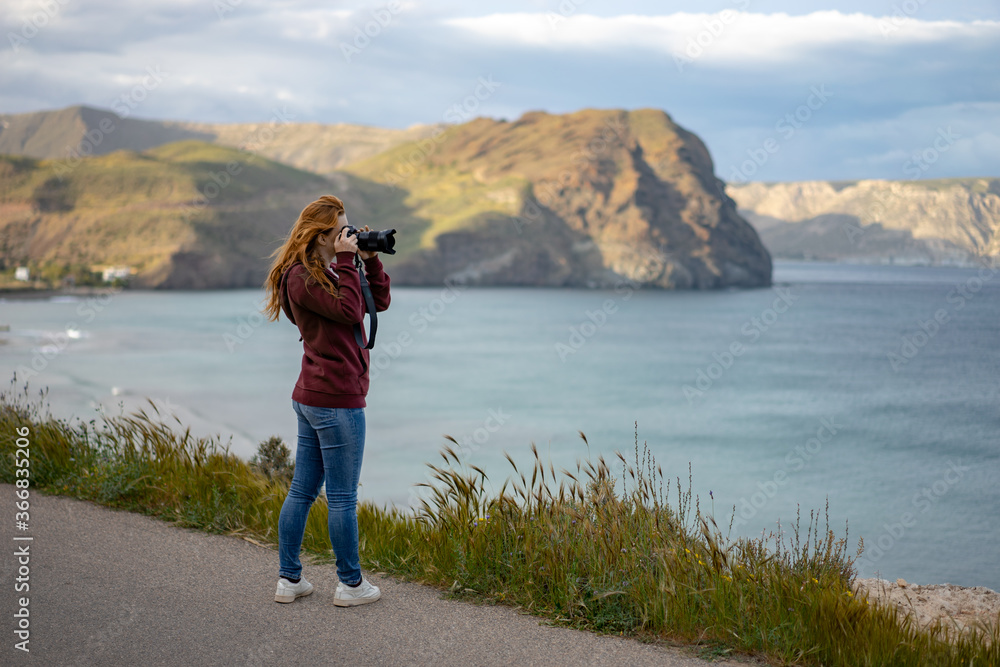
[{"x1": 0, "y1": 485, "x2": 749, "y2": 666}]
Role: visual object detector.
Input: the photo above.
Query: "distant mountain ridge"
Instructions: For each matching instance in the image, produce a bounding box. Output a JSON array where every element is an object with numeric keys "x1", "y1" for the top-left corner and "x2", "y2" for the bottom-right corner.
[
  {"x1": 0, "y1": 105, "x2": 442, "y2": 174},
  {"x1": 0, "y1": 106, "x2": 214, "y2": 160},
  {"x1": 729, "y1": 179, "x2": 1000, "y2": 265},
  {"x1": 5, "y1": 106, "x2": 997, "y2": 277}
]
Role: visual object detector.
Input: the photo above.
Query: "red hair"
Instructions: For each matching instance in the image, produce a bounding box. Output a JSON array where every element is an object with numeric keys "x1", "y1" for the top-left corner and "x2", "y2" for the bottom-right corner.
[{"x1": 263, "y1": 195, "x2": 345, "y2": 321}]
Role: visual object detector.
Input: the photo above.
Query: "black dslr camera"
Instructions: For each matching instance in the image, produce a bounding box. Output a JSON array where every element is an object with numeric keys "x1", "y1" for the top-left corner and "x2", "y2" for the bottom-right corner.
[{"x1": 345, "y1": 226, "x2": 397, "y2": 255}]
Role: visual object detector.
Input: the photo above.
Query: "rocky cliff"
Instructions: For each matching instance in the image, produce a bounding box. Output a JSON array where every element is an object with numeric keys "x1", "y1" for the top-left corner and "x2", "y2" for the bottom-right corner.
[
  {"x1": 342, "y1": 108, "x2": 771, "y2": 289},
  {"x1": 728, "y1": 179, "x2": 1000, "y2": 265}
]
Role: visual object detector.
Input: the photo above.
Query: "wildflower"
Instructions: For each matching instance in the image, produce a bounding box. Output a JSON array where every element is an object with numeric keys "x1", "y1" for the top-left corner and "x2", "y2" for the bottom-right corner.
[
  {"x1": 812, "y1": 577, "x2": 818, "y2": 584},
  {"x1": 709, "y1": 490, "x2": 713, "y2": 499}
]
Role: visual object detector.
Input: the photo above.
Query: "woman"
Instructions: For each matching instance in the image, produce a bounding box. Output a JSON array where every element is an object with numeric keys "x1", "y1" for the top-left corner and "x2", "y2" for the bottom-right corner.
[{"x1": 262, "y1": 194, "x2": 390, "y2": 607}]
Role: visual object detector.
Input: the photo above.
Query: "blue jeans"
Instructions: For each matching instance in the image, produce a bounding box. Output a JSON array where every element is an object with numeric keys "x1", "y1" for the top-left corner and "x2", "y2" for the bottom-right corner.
[{"x1": 278, "y1": 401, "x2": 365, "y2": 586}]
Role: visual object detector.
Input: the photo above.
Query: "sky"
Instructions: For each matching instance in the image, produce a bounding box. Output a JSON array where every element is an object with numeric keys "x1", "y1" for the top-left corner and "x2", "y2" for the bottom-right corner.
[{"x1": 2, "y1": 0, "x2": 999, "y2": 182}]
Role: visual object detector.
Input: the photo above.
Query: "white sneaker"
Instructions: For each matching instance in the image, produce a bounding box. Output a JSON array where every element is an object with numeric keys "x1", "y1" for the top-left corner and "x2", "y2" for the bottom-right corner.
[
  {"x1": 274, "y1": 577, "x2": 314, "y2": 603},
  {"x1": 333, "y1": 575, "x2": 381, "y2": 607}
]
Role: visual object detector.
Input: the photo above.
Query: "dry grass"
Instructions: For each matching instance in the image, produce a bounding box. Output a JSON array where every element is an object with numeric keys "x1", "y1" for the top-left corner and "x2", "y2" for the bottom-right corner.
[{"x1": 2, "y1": 377, "x2": 997, "y2": 665}]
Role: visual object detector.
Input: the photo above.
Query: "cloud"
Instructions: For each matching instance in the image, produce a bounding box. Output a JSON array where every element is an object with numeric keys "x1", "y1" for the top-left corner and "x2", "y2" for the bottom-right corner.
[
  {"x1": 444, "y1": 11, "x2": 1000, "y2": 64},
  {"x1": 1, "y1": 4, "x2": 998, "y2": 180}
]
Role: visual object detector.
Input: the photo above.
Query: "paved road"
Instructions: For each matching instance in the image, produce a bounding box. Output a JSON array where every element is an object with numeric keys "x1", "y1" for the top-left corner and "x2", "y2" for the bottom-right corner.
[{"x1": 1, "y1": 484, "x2": 750, "y2": 666}]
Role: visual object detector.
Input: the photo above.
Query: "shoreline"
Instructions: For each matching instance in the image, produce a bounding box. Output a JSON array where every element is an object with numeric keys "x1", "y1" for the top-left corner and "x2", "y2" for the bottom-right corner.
[
  {"x1": 0, "y1": 286, "x2": 120, "y2": 300},
  {"x1": 1, "y1": 259, "x2": 996, "y2": 298}
]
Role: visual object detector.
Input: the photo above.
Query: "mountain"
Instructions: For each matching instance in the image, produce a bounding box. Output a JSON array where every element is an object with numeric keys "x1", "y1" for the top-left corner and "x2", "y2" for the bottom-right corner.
[
  {"x1": 1, "y1": 106, "x2": 772, "y2": 289},
  {"x1": 0, "y1": 106, "x2": 215, "y2": 160},
  {"x1": 339, "y1": 108, "x2": 771, "y2": 288},
  {"x1": 177, "y1": 119, "x2": 443, "y2": 176},
  {"x1": 0, "y1": 142, "x2": 327, "y2": 288},
  {"x1": 728, "y1": 179, "x2": 1000, "y2": 265},
  {"x1": 0, "y1": 106, "x2": 441, "y2": 174}
]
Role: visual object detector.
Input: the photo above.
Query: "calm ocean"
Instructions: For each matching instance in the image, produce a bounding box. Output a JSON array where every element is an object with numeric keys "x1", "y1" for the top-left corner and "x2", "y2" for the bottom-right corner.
[{"x1": 2, "y1": 261, "x2": 998, "y2": 590}]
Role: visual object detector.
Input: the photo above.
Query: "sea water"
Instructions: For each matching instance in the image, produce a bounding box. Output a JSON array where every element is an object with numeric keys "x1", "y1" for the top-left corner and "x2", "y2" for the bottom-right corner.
[{"x1": 1, "y1": 261, "x2": 997, "y2": 589}]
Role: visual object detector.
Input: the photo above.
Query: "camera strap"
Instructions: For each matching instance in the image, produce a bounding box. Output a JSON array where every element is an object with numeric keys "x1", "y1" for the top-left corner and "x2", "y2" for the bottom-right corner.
[{"x1": 353, "y1": 254, "x2": 378, "y2": 349}]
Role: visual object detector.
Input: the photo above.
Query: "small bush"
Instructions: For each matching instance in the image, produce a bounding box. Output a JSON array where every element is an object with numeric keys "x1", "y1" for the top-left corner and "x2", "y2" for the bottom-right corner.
[{"x1": 250, "y1": 436, "x2": 295, "y2": 486}]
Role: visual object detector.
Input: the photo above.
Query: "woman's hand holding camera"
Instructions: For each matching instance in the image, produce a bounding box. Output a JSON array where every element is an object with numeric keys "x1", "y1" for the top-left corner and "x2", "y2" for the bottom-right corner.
[
  {"x1": 332, "y1": 225, "x2": 378, "y2": 261},
  {"x1": 333, "y1": 227, "x2": 359, "y2": 255}
]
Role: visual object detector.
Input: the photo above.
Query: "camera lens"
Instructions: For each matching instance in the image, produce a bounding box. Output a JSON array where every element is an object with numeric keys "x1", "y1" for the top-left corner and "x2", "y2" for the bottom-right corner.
[
  {"x1": 377, "y1": 229, "x2": 396, "y2": 254},
  {"x1": 344, "y1": 226, "x2": 396, "y2": 254}
]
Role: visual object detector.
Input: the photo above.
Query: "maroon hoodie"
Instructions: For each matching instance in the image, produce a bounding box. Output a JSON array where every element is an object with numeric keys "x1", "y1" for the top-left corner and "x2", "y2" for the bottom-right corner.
[{"x1": 279, "y1": 251, "x2": 391, "y2": 408}]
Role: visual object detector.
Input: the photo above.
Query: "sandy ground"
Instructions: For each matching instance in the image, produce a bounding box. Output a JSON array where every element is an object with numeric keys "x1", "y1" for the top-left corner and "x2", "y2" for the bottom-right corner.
[{"x1": 855, "y1": 577, "x2": 1000, "y2": 633}]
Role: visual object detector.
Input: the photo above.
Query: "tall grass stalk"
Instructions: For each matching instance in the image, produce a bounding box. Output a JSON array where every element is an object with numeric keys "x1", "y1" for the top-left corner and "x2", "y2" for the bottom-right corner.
[{"x1": 1, "y1": 380, "x2": 996, "y2": 665}]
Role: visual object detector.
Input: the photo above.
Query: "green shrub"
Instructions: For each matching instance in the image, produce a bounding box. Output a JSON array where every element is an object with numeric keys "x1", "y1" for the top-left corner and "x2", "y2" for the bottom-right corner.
[{"x1": 250, "y1": 436, "x2": 295, "y2": 486}]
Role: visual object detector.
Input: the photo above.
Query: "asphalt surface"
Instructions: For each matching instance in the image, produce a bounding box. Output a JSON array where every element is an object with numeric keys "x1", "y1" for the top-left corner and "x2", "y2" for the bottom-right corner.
[{"x1": 1, "y1": 484, "x2": 751, "y2": 666}]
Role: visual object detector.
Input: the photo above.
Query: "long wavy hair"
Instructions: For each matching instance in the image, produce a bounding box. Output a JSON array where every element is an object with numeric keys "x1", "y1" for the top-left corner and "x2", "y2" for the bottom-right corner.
[{"x1": 263, "y1": 195, "x2": 345, "y2": 321}]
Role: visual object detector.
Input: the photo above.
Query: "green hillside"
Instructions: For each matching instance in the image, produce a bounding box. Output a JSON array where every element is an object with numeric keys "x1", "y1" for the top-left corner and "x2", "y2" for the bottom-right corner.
[
  {"x1": 0, "y1": 141, "x2": 328, "y2": 288},
  {"x1": 342, "y1": 130, "x2": 530, "y2": 251}
]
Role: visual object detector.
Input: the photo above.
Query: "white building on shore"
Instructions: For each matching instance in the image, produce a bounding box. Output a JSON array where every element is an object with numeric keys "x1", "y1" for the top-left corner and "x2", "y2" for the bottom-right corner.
[{"x1": 99, "y1": 266, "x2": 133, "y2": 283}]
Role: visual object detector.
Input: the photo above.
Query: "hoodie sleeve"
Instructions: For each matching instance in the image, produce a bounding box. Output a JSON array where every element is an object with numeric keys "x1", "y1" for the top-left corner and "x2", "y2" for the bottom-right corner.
[
  {"x1": 287, "y1": 253, "x2": 365, "y2": 325},
  {"x1": 363, "y1": 254, "x2": 391, "y2": 312}
]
